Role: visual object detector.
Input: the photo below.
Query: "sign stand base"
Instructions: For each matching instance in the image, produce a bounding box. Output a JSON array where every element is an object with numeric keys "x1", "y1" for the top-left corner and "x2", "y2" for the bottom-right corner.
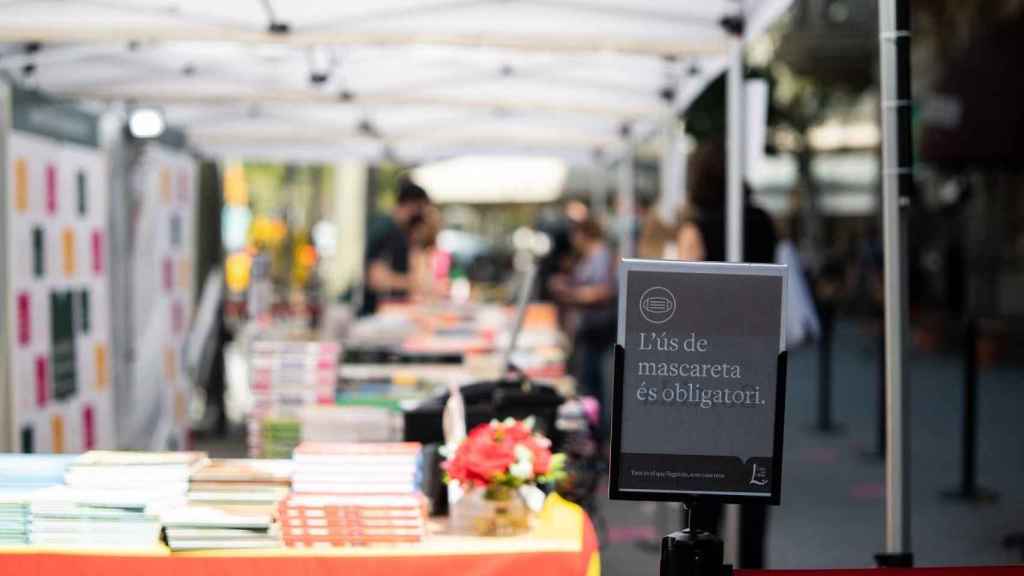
[
  {"x1": 660, "y1": 504, "x2": 733, "y2": 576},
  {"x1": 875, "y1": 552, "x2": 913, "y2": 568}
]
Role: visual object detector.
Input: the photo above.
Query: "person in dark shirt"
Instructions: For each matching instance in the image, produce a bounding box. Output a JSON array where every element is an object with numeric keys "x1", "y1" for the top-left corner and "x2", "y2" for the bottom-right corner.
[
  {"x1": 360, "y1": 178, "x2": 431, "y2": 316},
  {"x1": 674, "y1": 138, "x2": 777, "y2": 570}
]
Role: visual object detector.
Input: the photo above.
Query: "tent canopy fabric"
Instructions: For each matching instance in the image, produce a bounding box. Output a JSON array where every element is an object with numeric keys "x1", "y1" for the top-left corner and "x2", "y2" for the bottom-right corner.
[{"x1": 0, "y1": 0, "x2": 791, "y2": 164}]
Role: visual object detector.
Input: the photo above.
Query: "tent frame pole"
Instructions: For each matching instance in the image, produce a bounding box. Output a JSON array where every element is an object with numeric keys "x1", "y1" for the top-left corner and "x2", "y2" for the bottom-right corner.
[
  {"x1": 725, "y1": 39, "x2": 744, "y2": 264},
  {"x1": 616, "y1": 147, "x2": 635, "y2": 259},
  {"x1": 722, "y1": 25, "x2": 745, "y2": 567},
  {"x1": 876, "y1": 0, "x2": 913, "y2": 567}
]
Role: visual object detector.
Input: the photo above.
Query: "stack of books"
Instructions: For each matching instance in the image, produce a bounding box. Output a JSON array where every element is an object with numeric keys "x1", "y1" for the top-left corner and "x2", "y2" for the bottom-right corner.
[
  {"x1": 23, "y1": 451, "x2": 208, "y2": 549},
  {"x1": 161, "y1": 504, "x2": 281, "y2": 551},
  {"x1": 64, "y1": 451, "x2": 208, "y2": 497},
  {"x1": 291, "y1": 442, "x2": 422, "y2": 495},
  {"x1": 247, "y1": 340, "x2": 339, "y2": 457},
  {"x1": 162, "y1": 458, "x2": 293, "y2": 551},
  {"x1": 247, "y1": 417, "x2": 302, "y2": 459},
  {"x1": 278, "y1": 493, "x2": 427, "y2": 547},
  {"x1": 188, "y1": 458, "x2": 292, "y2": 511},
  {"x1": 28, "y1": 485, "x2": 173, "y2": 549},
  {"x1": 300, "y1": 405, "x2": 402, "y2": 444},
  {"x1": 0, "y1": 492, "x2": 32, "y2": 545},
  {"x1": 0, "y1": 454, "x2": 73, "y2": 545}
]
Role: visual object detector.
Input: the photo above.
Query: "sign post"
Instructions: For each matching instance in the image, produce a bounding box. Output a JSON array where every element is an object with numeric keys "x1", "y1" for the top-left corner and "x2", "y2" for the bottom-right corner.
[{"x1": 610, "y1": 259, "x2": 787, "y2": 575}]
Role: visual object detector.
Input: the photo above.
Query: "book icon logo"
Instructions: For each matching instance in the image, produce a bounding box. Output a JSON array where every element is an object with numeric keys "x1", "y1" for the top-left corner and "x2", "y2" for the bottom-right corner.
[
  {"x1": 750, "y1": 463, "x2": 769, "y2": 486},
  {"x1": 639, "y1": 286, "x2": 676, "y2": 324}
]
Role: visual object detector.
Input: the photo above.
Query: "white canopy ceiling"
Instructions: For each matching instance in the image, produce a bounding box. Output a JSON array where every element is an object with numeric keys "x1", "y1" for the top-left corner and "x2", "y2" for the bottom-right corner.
[{"x1": 0, "y1": 0, "x2": 791, "y2": 164}]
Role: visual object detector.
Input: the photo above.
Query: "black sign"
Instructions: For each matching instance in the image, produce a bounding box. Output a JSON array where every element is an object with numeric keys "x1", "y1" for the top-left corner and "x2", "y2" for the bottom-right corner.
[{"x1": 609, "y1": 259, "x2": 787, "y2": 504}]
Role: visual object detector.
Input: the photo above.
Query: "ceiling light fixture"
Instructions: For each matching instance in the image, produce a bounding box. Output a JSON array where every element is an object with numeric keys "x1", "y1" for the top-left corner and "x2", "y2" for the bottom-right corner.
[{"x1": 128, "y1": 108, "x2": 165, "y2": 139}]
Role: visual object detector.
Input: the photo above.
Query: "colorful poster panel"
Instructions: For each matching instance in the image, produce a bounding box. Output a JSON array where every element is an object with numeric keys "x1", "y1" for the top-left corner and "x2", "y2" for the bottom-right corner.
[{"x1": 6, "y1": 130, "x2": 113, "y2": 453}]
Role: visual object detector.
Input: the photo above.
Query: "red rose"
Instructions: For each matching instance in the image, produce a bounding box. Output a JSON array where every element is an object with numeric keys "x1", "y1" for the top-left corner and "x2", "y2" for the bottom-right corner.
[
  {"x1": 444, "y1": 420, "x2": 556, "y2": 487},
  {"x1": 531, "y1": 446, "x2": 552, "y2": 475},
  {"x1": 504, "y1": 422, "x2": 533, "y2": 443},
  {"x1": 465, "y1": 437, "x2": 515, "y2": 482},
  {"x1": 468, "y1": 422, "x2": 494, "y2": 442},
  {"x1": 519, "y1": 435, "x2": 552, "y2": 475}
]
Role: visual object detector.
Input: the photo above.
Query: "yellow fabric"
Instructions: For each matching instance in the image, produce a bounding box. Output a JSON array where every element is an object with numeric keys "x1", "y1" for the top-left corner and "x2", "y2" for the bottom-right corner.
[
  {"x1": 533, "y1": 492, "x2": 583, "y2": 542},
  {"x1": 586, "y1": 551, "x2": 601, "y2": 576}
]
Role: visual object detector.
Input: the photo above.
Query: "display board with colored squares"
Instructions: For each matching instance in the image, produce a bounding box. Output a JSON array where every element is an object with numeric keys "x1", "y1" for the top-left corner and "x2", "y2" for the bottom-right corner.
[
  {"x1": 6, "y1": 130, "x2": 113, "y2": 454},
  {"x1": 130, "y1": 143, "x2": 196, "y2": 451}
]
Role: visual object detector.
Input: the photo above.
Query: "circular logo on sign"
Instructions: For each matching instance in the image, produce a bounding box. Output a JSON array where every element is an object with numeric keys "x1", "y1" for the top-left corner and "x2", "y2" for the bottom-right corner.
[{"x1": 639, "y1": 286, "x2": 676, "y2": 324}]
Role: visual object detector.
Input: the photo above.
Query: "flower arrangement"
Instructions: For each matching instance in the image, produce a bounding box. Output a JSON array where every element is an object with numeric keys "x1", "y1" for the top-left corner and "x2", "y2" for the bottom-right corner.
[{"x1": 443, "y1": 417, "x2": 566, "y2": 500}]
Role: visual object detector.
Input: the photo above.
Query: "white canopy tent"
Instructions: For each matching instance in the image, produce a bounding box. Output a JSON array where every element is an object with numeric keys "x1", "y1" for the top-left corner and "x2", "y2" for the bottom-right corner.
[{"x1": 0, "y1": 0, "x2": 791, "y2": 166}]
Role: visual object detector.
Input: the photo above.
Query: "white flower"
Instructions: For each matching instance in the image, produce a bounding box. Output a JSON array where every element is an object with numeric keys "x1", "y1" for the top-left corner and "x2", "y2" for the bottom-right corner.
[
  {"x1": 514, "y1": 443, "x2": 534, "y2": 463},
  {"x1": 509, "y1": 459, "x2": 533, "y2": 481},
  {"x1": 439, "y1": 442, "x2": 459, "y2": 458}
]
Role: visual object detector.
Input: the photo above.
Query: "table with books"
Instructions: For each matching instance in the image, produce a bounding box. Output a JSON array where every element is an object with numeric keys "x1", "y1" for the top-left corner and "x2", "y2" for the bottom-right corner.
[
  {"x1": 0, "y1": 445, "x2": 600, "y2": 576},
  {"x1": 240, "y1": 303, "x2": 574, "y2": 460}
]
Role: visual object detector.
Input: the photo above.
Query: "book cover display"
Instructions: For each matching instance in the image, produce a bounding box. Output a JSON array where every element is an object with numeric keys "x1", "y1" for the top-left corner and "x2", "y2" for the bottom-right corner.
[
  {"x1": 127, "y1": 142, "x2": 197, "y2": 451},
  {"x1": 5, "y1": 88, "x2": 113, "y2": 454}
]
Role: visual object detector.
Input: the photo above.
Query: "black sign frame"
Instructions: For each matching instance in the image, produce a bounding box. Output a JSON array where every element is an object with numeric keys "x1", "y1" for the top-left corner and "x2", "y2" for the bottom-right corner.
[{"x1": 609, "y1": 259, "x2": 788, "y2": 505}]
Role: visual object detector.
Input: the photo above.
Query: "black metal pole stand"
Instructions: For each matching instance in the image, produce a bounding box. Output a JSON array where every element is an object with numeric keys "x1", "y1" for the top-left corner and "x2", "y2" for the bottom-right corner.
[
  {"x1": 875, "y1": 328, "x2": 886, "y2": 457},
  {"x1": 813, "y1": 299, "x2": 842, "y2": 434},
  {"x1": 861, "y1": 330, "x2": 886, "y2": 461},
  {"x1": 660, "y1": 502, "x2": 732, "y2": 576},
  {"x1": 942, "y1": 317, "x2": 998, "y2": 502}
]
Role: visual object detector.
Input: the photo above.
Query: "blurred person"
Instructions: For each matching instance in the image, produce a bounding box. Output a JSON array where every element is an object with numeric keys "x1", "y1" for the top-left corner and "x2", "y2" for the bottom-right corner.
[
  {"x1": 303, "y1": 247, "x2": 323, "y2": 331},
  {"x1": 565, "y1": 198, "x2": 590, "y2": 224},
  {"x1": 359, "y1": 178, "x2": 432, "y2": 316},
  {"x1": 636, "y1": 194, "x2": 675, "y2": 259},
  {"x1": 674, "y1": 138, "x2": 776, "y2": 569},
  {"x1": 549, "y1": 218, "x2": 617, "y2": 442},
  {"x1": 409, "y1": 205, "x2": 451, "y2": 301},
  {"x1": 534, "y1": 207, "x2": 573, "y2": 303}
]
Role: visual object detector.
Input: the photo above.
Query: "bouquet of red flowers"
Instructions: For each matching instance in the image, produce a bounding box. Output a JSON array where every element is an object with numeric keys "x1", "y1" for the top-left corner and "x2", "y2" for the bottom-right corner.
[{"x1": 442, "y1": 418, "x2": 566, "y2": 495}]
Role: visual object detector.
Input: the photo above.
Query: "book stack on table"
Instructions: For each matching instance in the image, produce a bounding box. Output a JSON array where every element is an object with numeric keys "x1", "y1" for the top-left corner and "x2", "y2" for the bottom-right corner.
[
  {"x1": 25, "y1": 451, "x2": 207, "y2": 550},
  {"x1": 28, "y1": 485, "x2": 173, "y2": 549},
  {"x1": 188, "y1": 458, "x2": 293, "y2": 510},
  {"x1": 160, "y1": 458, "x2": 293, "y2": 551},
  {"x1": 281, "y1": 442, "x2": 427, "y2": 547},
  {"x1": 247, "y1": 340, "x2": 339, "y2": 457},
  {"x1": 291, "y1": 442, "x2": 422, "y2": 495},
  {"x1": 278, "y1": 493, "x2": 427, "y2": 547},
  {"x1": 0, "y1": 455, "x2": 73, "y2": 545},
  {"x1": 299, "y1": 404, "x2": 403, "y2": 444},
  {"x1": 160, "y1": 504, "x2": 280, "y2": 551},
  {"x1": 64, "y1": 451, "x2": 207, "y2": 496}
]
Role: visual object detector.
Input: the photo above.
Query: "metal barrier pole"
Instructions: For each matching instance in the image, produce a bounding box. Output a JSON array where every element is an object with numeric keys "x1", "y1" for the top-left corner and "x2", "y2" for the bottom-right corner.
[
  {"x1": 815, "y1": 300, "x2": 838, "y2": 432},
  {"x1": 942, "y1": 317, "x2": 997, "y2": 502},
  {"x1": 964, "y1": 318, "x2": 978, "y2": 496},
  {"x1": 871, "y1": 331, "x2": 885, "y2": 459}
]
